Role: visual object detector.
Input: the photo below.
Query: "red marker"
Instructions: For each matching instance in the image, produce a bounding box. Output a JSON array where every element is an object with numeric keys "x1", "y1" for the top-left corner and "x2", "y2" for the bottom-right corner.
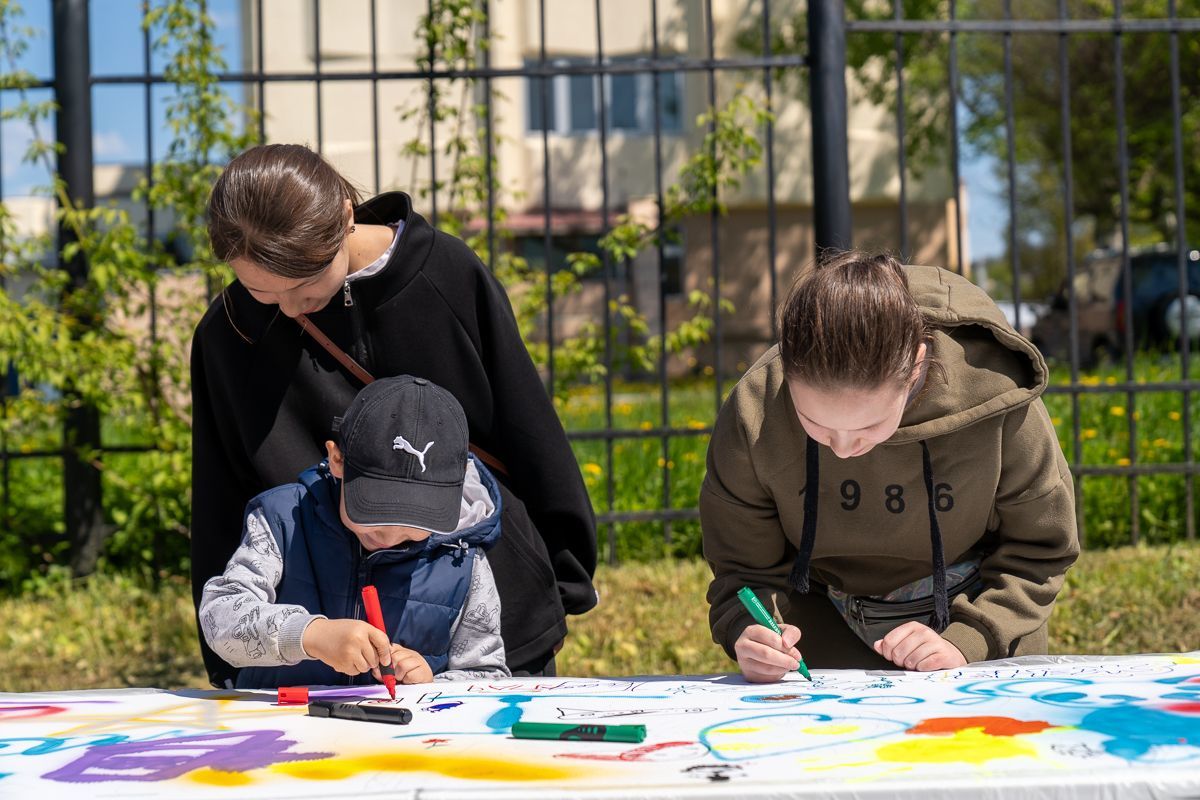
[{"x1": 361, "y1": 585, "x2": 397, "y2": 700}]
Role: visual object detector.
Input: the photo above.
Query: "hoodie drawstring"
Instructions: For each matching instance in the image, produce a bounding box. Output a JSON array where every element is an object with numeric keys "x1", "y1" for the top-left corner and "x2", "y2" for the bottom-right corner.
[
  {"x1": 786, "y1": 437, "x2": 951, "y2": 633},
  {"x1": 787, "y1": 437, "x2": 820, "y2": 594},
  {"x1": 920, "y1": 440, "x2": 950, "y2": 632}
]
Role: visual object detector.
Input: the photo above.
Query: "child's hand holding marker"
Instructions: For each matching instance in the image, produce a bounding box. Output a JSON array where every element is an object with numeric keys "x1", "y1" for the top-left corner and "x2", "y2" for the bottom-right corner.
[
  {"x1": 373, "y1": 644, "x2": 434, "y2": 685},
  {"x1": 302, "y1": 618, "x2": 394, "y2": 677},
  {"x1": 735, "y1": 586, "x2": 812, "y2": 683}
]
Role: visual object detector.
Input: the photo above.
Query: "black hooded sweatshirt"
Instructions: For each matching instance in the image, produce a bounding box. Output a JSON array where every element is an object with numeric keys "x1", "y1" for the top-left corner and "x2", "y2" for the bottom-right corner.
[{"x1": 190, "y1": 192, "x2": 598, "y2": 687}]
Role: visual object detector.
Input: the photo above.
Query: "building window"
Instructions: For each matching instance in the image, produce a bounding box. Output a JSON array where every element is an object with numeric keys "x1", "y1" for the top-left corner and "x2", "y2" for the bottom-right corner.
[
  {"x1": 526, "y1": 57, "x2": 683, "y2": 135},
  {"x1": 516, "y1": 233, "x2": 608, "y2": 280},
  {"x1": 662, "y1": 235, "x2": 684, "y2": 297}
]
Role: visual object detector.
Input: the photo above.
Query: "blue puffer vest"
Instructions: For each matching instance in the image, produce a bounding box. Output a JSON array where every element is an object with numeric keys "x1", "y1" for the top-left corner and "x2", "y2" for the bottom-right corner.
[{"x1": 235, "y1": 456, "x2": 502, "y2": 689}]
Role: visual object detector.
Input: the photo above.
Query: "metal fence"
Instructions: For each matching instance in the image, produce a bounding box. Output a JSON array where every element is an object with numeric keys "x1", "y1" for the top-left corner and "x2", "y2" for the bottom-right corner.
[{"x1": 1, "y1": 0, "x2": 1198, "y2": 564}]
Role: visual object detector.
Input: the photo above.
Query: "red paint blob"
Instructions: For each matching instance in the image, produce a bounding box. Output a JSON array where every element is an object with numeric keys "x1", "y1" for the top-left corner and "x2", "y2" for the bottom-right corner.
[
  {"x1": 1165, "y1": 702, "x2": 1200, "y2": 714},
  {"x1": 0, "y1": 704, "x2": 67, "y2": 720},
  {"x1": 907, "y1": 716, "x2": 1054, "y2": 736}
]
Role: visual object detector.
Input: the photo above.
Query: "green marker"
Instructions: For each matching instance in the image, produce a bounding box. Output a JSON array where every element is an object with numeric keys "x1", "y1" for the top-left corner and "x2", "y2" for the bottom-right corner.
[
  {"x1": 737, "y1": 585, "x2": 812, "y2": 681},
  {"x1": 511, "y1": 721, "x2": 647, "y2": 743}
]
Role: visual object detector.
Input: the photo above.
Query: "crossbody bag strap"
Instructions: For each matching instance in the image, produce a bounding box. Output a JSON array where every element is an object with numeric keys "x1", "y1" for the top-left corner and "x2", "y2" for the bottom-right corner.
[{"x1": 295, "y1": 313, "x2": 509, "y2": 477}]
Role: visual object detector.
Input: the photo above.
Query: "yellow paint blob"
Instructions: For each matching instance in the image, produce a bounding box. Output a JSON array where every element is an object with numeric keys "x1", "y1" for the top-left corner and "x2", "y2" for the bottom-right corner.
[
  {"x1": 711, "y1": 742, "x2": 769, "y2": 753},
  {"x1": 877, "y1": 728, "x2": 1037, "y2": 765},
  {"x1": 271, "y1": 751, "x2": 592, "y2": 783},
  {"x1": 800, "y1": 723, "x2": 860, "y2": 736},
  {"x1": 1172, "y1": 657, "x2": 1200, "y2": 665},
  {"x1": 188, "y1": 768, "x2": 253, "y2": 786},
  {"x1": 710, "y1": 726, "x2": 765, "y2": 735}
]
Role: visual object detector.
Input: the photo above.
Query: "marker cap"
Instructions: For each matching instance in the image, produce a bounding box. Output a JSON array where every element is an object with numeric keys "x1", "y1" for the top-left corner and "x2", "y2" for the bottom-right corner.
[{"x1": 278, "y1": 686, "x2": 309, "y2": 704}]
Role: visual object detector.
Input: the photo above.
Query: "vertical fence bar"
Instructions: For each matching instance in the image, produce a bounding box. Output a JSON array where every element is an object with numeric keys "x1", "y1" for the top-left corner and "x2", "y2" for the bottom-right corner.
[
  {"x1": 482, "y1": 0, "x2": 495, "y2": 272},
  {"x1": 705, "y1": 0, "x2": 721, "y2": 411},
  {"x1": 1002, "y1": 0, "x2": 1021, "y2": 327},
  {"x1": 312, "y1": 0, "x2": 322, "y2": 152},
  {"x1": 0, "y1": 81, "x2": 6, "y2": 528},
  {"x1": 538, "y1": 0, "x2": 553, "y2": 394},
  {"x1": 1167, "y1": 0, "x2": 1194, "y2": 540},
  {"x1": 762, "y1": 0, "x2": 779, "y2": 339},
  {"x1": 946, "y1": 0, "x2": 964, "y2": 273},
  {"x1": 53, "y1": 0, "x2": 105, "y2": 574},
  {"x1": 256, "y1": 0, "x2": 265, "y2": 142},
  {"x1": 808, "y1": 0, "x2": 851, "y2": 252},
  {"x1": 369, "y1": 0, "x2": 380, "y2": 194},
  {"x1": 1058, "y1": 0, "x2": 1085, "y2": 546},
  {"x1": 426, "y1": 0, "x2": 439, "y2": 225},
  {"x1": 650, "y1": 0, "x2": 671, "y2": 545},
  {"x1": 142, "y1": 0, "x2": 162, "y2": 575},
  {"x1": 142, "y1": 9, "x2": 156, "y2": 387},
  {"x1": 1112, "y1": 0, "x2": 1139, "y2": 544},
  {"x1": 893, "y1": 0, "x2": 909, "y2": 260},
  {"x1": 594, "y1": 0, "x2": 616, "y2": 563}
]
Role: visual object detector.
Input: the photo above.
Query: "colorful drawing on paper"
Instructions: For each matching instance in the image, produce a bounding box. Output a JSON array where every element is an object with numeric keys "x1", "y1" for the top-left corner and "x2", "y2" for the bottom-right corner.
[{"x1": 1, "y1": 654, "x2": 1199, "y2": 798}]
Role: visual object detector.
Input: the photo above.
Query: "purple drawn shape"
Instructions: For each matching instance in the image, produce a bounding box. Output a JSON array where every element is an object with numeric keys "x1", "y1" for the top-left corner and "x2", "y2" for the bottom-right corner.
[{"x1": 43, "y1": 729, "x2": 332, "y2": 783}]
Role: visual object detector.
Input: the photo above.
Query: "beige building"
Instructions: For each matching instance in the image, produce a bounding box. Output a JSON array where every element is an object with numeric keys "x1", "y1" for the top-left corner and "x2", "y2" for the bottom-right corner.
[{"x1": 245, "y1": 0, "x2": 962, "y2": 374}]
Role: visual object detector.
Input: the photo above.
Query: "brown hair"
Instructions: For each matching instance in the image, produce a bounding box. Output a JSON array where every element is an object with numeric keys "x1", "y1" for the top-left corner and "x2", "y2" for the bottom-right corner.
[
  {"x1": 207, "y1": 143, "x2": 362, "y2": 279},
  {"x1": 779, "y1": 250, "x2": 930, "y2": 391}
]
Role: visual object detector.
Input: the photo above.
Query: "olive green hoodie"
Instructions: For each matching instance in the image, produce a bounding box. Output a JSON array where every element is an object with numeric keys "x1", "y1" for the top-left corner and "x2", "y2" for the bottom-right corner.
[{"x1": 702, "y1": 265, "x2": 1079, "y2": 664}]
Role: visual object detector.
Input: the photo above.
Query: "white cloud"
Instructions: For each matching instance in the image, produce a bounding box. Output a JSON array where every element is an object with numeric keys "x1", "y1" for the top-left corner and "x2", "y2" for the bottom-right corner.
[
  {"x1": 1, "y1": 118, "x2": 53, "y2": 195},
  {"x1": 93, "y1": 129, "x2": 135, "y2": 161}
]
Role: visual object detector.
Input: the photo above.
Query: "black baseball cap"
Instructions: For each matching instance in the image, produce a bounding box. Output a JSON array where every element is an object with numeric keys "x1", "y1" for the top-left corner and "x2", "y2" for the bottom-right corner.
[{"x1": 337, "y1": 375, "x2": 469, "y2": 533}]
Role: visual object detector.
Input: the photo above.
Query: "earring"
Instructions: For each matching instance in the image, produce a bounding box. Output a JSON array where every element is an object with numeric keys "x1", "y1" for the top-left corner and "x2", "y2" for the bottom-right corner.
[{"x1": 350, "y1": 224, "x2": 356, "y2": 234}]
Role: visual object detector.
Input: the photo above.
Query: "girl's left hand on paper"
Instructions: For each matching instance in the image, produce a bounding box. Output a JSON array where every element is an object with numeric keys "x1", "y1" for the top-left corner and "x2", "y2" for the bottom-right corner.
[
  {"x1": 874, "y1": 621, "x2": 967, "y2": 671},
  {"x1": 372, "y1": 644, "x2": 434, "y2": 685}
]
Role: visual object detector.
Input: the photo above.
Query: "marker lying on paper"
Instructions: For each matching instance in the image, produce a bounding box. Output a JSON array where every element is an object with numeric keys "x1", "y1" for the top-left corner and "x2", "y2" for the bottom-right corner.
[
  {"x1": 737, "y1": 585, "x2": 812, "y2": 681},
  {"x1": 308, "y1": 699, "x2": 412, "y2": 725},
  {"x1": 511, "y1": 722, "x2": 646, "y2": 743}
]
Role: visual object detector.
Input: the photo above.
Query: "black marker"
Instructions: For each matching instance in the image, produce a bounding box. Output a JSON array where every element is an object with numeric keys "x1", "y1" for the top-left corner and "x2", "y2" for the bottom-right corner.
[{"x1": 308, "y1": 699, "x2": 412, "y2": 725}]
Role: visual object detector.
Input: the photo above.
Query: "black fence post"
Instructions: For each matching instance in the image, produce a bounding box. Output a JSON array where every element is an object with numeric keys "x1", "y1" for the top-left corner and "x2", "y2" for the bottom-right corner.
[
  {"x1": 808, "y1": 0, "x2": 852, "y2": 252},
  {"x1": 53, "y1": 0, "x2": 105, "y2": 576}
]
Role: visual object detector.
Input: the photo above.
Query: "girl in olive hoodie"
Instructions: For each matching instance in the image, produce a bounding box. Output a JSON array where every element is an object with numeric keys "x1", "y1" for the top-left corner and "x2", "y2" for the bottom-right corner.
[{"x1": 702, "y1": 251, "x2": 1078, "y2": 680}]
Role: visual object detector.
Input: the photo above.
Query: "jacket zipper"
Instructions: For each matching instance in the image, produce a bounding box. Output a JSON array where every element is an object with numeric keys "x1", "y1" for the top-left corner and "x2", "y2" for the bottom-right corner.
[
  {"x1": 852, "y1": 595, "x2": 866, "y2": 628},
  {"x1": 342, "y1": 279, "x2": 372, "y2": 370},
  {"x1": 352, "y1": 543, "x2": 369, "y2": 622}
]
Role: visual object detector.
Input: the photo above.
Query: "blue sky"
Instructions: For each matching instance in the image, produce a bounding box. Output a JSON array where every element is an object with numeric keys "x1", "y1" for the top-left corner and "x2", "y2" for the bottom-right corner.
[
  {"x1": 0, "y1": 0, "x2": 1008, "y2": 263},
  {"x1": 1, "y1": 0, "x2": 242, "y2": 197}
]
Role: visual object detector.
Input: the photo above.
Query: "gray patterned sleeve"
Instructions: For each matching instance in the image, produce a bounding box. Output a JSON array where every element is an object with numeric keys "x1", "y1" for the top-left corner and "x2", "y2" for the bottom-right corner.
[
  {"x1": 198, "y1": 506, "x2": 323, "y2": 668},
  {"x1": 438, "y1": 550, "x2": 511, "y2": 680}
]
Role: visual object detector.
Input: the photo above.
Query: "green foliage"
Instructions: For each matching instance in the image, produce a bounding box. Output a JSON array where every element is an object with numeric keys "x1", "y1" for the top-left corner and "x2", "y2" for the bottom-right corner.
[
  {"x1": 403, "y1": 0, "x2": 764, "y2": 397},
  {"x1": 737, "y1": 0, "x2": 1200, "y2": 298},
  {"x1": 0, "y1": 0, "x2": 255, "y2": 589},
  {"x1": 1042, "y1": 353, "x2": 1200, "y2": 548}
]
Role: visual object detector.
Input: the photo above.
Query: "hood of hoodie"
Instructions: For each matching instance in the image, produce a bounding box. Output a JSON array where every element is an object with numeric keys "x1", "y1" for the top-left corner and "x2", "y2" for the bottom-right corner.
[
  {"x1": 888, "y1": 265, "x2": 1049, "y2": 444},
  {"x1": 297, "y1": 453, "x2": 502, "y2": 558}
]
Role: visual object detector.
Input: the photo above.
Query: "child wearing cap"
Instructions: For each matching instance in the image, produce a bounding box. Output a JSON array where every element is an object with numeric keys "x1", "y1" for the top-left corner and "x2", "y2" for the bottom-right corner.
[{"x1": 198, "y1": 375, "x2": 510, "y2": 688}]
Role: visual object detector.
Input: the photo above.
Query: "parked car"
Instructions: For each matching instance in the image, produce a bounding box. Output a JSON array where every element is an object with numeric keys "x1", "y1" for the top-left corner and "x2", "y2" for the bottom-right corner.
[
  {"x1": 994, "y1": 300, "x2": 1049, "y2": 340},
  {"x1": 1114, "y1": 249, "x2": 1200, "y2": 348},
  {"x1": 1030, "y1": 247, "x2": 1200, "y2": 366}
]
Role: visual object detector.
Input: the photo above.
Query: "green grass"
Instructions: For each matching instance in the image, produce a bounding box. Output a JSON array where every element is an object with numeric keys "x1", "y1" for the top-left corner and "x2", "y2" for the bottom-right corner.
[
  {"x1": 1040, "y1": 353, "x2": 1200, "y2": 547},
  {"x1": 3, "y1": 544, "x2": 1197, "y2": 693}
]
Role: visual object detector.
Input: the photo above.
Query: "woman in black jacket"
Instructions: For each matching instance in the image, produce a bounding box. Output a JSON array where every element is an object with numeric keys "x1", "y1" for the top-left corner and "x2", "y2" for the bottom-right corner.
[{"x1": 192, "y1": 143, "x2": 597, "y2": 687}]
